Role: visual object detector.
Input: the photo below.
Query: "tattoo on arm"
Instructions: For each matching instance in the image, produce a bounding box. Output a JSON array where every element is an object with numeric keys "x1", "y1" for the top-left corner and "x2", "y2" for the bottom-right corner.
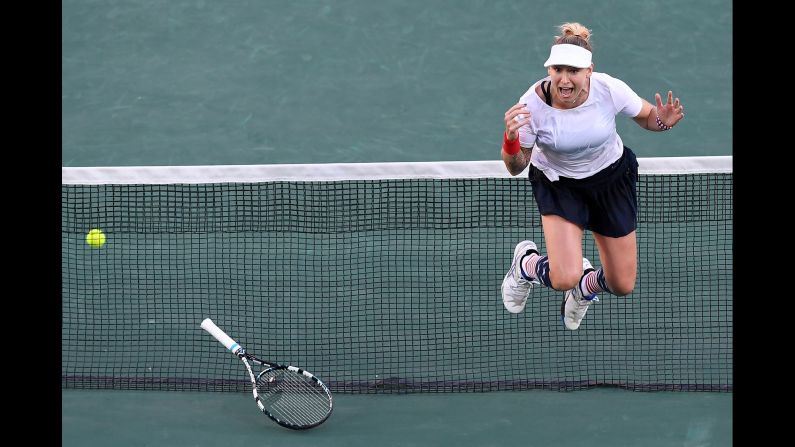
[{"x1": 504, "y1": 146, "x2": 532, "y2": 176}]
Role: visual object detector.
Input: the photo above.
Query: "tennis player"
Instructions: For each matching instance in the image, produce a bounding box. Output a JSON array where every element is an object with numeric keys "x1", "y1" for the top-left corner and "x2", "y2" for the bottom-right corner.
[{"x1": 500, "y1": 22, "x2": 684, "y2": 329}]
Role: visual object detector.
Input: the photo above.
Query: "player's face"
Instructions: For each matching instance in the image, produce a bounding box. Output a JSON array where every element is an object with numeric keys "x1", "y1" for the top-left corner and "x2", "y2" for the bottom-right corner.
[{"x1": 547, "y1": 65, "x2": 592, "y2": 104}]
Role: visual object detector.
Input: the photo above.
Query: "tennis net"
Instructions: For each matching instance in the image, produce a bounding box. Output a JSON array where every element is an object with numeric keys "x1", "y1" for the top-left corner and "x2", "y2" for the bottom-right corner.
[{"x1": 62, "y1": 157, "x2": 732, "y2": 393}]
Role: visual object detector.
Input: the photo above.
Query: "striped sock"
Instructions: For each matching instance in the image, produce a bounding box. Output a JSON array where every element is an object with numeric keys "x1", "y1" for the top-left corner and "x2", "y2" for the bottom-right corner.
[
  {"x1": 580, "y1": 267, "x2": 612, "y2": 296},
  {"x1": 521, "y1": 254, "x2": 553, "y2": 288},
  {"x1": 518, "y1": 253, "x2": 537, "y2": 281}
]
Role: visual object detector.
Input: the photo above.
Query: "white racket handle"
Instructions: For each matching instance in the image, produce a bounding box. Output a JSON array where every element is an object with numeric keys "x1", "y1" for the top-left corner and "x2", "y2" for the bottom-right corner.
[{"x1": 201, "y1": 318, "x2": 243, "y2": 355}]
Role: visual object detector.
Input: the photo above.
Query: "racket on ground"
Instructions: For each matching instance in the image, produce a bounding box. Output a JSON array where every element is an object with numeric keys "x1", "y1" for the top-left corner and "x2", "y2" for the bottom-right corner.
[{"x1": 200, "y1": 318, "x2": 333, "y2": 430}]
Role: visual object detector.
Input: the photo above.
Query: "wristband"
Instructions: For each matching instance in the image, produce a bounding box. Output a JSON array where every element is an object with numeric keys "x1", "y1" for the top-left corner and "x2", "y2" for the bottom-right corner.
[{"x1": 502, "y1": 132, "x2": 521, "y2": 155}]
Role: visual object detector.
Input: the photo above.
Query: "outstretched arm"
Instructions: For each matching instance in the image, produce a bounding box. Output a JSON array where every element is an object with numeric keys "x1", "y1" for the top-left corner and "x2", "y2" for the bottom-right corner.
[{"x1": 632, "y1": 91, "x2": 685, "y2": 131}]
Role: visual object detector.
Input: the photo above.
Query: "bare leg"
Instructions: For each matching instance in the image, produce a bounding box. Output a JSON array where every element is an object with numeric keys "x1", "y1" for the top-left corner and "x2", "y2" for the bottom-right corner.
[
  {"x1": 541, "y1": 214, "x2": 585, "y2": 291},
  {"x1": 592, "y1": 230, "x2": 637, "y2": 296}
]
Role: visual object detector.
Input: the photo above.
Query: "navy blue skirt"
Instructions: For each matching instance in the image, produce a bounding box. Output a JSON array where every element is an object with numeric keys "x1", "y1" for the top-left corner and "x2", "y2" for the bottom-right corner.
[{"x1": 528, "y1": 146, "x2": 639, "y2": 238}]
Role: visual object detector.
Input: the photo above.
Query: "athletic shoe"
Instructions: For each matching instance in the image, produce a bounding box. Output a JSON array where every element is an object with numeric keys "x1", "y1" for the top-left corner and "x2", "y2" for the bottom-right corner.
[
  {"x1": 501, "y1": 240, "x2": 540, "y2": 313},
  {"x1": 561, "y1": 258, "x2": 599, "y2": 330}
]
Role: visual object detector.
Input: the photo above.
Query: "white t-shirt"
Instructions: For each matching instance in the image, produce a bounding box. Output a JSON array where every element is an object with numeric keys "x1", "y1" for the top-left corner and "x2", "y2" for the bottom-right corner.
[{"x1": 518, "y1": 72, "x2": 643, "y2": 181}]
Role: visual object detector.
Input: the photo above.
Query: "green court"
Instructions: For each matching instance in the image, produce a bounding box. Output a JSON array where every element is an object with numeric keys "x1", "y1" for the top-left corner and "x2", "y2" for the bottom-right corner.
[
  {"x1": 62, "y1": 1, "x2": 732, "y2": 446},
  {"x1": 64, "y1": 389, "x2": 730, "y2": 447}
]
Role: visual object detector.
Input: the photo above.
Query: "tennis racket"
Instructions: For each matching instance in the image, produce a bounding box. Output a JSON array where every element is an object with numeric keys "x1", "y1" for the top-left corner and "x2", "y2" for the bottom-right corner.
[{"x1": 200, "y1": 318, "x2": 333, "y2": 430}]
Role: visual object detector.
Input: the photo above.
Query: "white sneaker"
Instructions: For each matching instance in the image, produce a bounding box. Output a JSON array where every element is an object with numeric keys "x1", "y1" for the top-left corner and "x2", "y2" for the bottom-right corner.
[
  {"x1": 561, "y1": 258, "x2": 599, "y2": 330},
  {"x1": 502, "y1": 241, "x2": 540, "y2": 313}
]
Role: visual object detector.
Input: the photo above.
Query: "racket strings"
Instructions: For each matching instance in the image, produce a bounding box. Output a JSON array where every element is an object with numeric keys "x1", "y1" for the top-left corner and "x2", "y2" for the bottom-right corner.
[{"x1": 257, "y1": 370, "x2": 331, "y2": 425}]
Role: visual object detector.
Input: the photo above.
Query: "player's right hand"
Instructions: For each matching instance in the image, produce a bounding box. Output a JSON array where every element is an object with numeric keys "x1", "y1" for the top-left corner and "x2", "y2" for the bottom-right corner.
[{"x1": 504, "y1": 103, "x2": 531, "y2": 141}]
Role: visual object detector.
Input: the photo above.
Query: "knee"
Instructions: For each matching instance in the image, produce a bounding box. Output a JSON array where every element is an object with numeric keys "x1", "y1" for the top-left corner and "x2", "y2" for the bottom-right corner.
[
  {"x1": 549, "y1": 269, "x2": 581, "y2": 291},
  {"x1": 609, "y1": 279, "x2": 635, "y2": 297}
]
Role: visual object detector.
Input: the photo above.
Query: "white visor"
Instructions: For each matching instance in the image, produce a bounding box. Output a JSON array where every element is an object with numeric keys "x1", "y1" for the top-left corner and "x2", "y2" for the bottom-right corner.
[{"x1": 543, "y1": 44, "x2": 592, "y2": 68}]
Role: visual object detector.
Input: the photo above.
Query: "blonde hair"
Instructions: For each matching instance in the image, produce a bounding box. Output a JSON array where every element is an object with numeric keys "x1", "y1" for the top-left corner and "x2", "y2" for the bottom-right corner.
[{"x1": 554, "y1": 22, "x2": 592, "y2": 52}]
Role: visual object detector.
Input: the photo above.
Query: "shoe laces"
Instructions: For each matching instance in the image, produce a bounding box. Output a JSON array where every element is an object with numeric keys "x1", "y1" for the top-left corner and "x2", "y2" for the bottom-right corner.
[
  {"x1": 509, "y1": 267, "x2": 530, "y2": 288},
  {"x1": 576, "y1": 292, "x2": 598, "y2": 305},
  {"x1": 571, "y1": 286, "x2": 598, "y2": 305}
]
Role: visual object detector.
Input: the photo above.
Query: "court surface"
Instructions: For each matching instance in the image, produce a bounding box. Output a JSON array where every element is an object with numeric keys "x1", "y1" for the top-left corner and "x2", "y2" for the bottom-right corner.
[
  {"x1": 63, "y1": 389, "x2": 730, "y2": 447},
  {"x1": 62, "y1": 0, "x2": 732, "y2": 445}
]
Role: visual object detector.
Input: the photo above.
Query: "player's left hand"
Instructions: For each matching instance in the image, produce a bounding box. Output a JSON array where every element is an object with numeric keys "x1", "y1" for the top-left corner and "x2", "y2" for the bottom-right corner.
[{"x1": 655, "y1": 91, "x2": 684, "y2": 128}]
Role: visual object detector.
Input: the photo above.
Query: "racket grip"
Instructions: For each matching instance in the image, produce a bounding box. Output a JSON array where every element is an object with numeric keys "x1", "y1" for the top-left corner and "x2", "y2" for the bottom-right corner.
[{"x1": 201, "y1": 318, "x2": 243, "y2": 355}]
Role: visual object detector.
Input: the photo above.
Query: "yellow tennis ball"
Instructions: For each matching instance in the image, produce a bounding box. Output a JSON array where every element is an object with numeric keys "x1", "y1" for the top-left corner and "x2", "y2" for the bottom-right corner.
[{"x1": 86, "y1": 228, "x2": 106, "y2": 248}]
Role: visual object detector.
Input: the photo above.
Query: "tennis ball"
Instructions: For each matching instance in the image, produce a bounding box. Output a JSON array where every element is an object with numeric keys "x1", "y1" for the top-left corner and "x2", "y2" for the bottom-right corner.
[{"x1": 86, "y1": 228, "x2": 106, "y2": 248}]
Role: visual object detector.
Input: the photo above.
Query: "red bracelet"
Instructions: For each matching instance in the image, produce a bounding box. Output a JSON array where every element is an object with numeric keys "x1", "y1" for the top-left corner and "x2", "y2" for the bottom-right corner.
[{"x1": 502, "y1": 132, "x2": 521, "y2": 155}]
